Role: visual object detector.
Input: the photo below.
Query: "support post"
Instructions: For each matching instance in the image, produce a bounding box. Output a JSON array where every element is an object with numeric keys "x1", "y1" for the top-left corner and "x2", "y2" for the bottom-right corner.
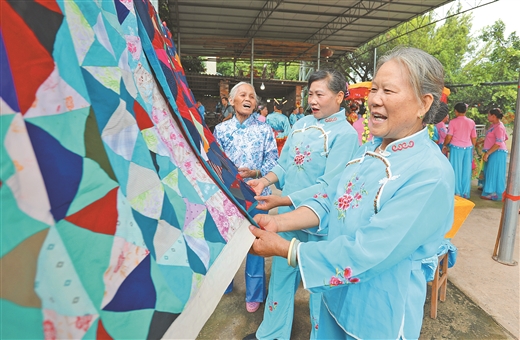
[
  {"x1": 373, "y1": 47, "x2": 377, "y2": 76},
  {"x1": 250, "y1": 38, "x2": 254, "y2": 85},
  {"x1": 317, "y1": 43, "x2": 321, "y2": 70},
  {"x1": 493, "y1": 70, "x2": 519, "y2": 266}
]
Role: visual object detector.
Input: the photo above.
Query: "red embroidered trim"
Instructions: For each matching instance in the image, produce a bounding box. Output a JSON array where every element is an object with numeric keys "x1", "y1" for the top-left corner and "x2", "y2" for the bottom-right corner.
[
  {"x1": 324, "y1": 117, "x2": 337, "y2": 122},
  {"x1": 391, "y1": 140, "x2": 414, "y2": 152}
]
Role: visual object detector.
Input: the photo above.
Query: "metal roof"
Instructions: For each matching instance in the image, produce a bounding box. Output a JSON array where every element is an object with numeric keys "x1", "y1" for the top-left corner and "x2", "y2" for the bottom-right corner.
[{"x1": 167, "y1": 0, "x2": 455, "y2": 63}]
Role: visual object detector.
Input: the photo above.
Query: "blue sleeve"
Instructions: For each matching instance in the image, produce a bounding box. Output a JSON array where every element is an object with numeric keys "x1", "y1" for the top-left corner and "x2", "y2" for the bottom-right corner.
[
  {"x1": 213, "y1": 125, "x2": 224, "y2": 151},
  {"x1": 298, "y1": 176, "x2": 454, "y2": 293},
  {"x1": 279, "y1": 116, "x2": 292, "y2": 138},
  {"x1": 260, "y1": 127, "x2": 279, "y2": 176}
]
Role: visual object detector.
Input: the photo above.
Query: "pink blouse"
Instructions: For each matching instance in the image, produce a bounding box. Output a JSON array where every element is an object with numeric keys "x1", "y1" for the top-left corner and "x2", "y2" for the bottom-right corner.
[
  {"x1": 446, "y1": 116, "x2": 476, "y2": 147},
  {"x1": 483, "y1": 122, "x2": 508, "y2": 151}
]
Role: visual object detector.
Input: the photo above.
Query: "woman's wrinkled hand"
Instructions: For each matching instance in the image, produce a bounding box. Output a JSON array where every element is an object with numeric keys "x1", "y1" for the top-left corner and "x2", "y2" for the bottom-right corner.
[
  {"x1": 248, "y1": 225, "x2": 289, "y2": 258},
  {"x1": 247, "y1": 178, "x2": 266, "y2": 195},
  {"x1": 237, "y1": 167, "x2": 252, "y2": 179},
  {"x1": 255, "y1": 195, "x2": 283, "y2": 211},
  {"x1": 253, "y1": 214, "x2": 279, "y2": 232}
]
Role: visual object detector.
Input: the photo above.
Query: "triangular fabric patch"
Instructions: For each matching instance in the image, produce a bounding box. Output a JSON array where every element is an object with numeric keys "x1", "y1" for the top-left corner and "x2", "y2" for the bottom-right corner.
[
  {"x1": 92, "y1": 13, "x2": 116, "y2": 59},
  {"x1": 65, "y1": 187, "x2": 118, "y2": 235},
  {"x1": 43, "y1": 309, "x2": 99, "y2": 340},
  {"x1": 103, "y1": 123, "x2": 139, "y2": 161},
  {"x1": 96, "y1": 319, "x2": 114, "y2": 340},
  {"x1": 63, "y1": 1, "x2": 95, "y2": 65},
  {"x1": 35, "y1": 227, "x2": 98, "y2": 315},
  {"x1": 25, "y1": 121, "x2": 83, "y2": 222},
  {"x1": 114, "y1": 189, "x2": 148, "y2": 248},
  {"x1": 101, "y1": 237, "x2": 151, "y2": 309},
  {"x1": 156, "y1": 231, "x2": 189, "y2": 267},
  {"x1": 83, "y1": 66, "x2": 121, "y2": 94},
  {"x1": 24, "y1": 66, "x2": 90, "y2": 118},
  {"x1": 103, "y1": 254, "x2": 156, "y2": 311},
  {"x1": 146, "y1": 310, "x2": 180, "y2": 340},
  {"x1": 127, "y1": 162, "x2": 164, "y2": 219},
  {"x1": 154, "y1": 220, "x2": 181, "y2": 260},
  {"x1": 195, "y1": 180, "x2": 220, "y2": 201}
]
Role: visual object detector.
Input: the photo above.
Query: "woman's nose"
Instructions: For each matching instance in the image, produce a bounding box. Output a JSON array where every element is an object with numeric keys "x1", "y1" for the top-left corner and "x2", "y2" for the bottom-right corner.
[{"x1": 368, "y1": 92, "x2": 382, "y2": 107}]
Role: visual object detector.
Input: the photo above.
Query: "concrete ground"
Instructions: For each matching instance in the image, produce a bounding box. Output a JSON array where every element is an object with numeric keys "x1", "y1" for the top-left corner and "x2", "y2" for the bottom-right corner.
[{"x1": 198, "y1": 181, "x2": 519, "y2": 340}]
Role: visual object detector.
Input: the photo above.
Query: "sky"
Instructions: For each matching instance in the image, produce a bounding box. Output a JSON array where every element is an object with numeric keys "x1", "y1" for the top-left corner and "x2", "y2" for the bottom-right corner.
[{"x1": 436, "y1": 0, "x2": 519, "y2": 37}]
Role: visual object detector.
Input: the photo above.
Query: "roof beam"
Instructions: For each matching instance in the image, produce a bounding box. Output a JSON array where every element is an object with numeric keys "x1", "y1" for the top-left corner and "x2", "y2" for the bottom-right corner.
[{"x1": 237, "y1": 0, "x2": 283, "y2": 58}]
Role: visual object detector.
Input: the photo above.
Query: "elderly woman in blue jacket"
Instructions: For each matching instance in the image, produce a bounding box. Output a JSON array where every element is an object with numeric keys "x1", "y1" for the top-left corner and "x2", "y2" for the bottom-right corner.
[{"x1": 248, "y1": 47, "x2": 454, "y2": 339}]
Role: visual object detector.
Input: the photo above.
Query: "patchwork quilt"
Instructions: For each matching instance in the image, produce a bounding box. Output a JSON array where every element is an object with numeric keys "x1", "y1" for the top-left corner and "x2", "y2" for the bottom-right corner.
[{"x1": 0, "y1": 0, "x2": 257, "y2": 338}]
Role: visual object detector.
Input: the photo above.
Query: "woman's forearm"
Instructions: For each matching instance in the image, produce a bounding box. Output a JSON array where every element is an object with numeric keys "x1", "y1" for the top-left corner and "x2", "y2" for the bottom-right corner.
[{"x1": 275, "y1": 206, "x2": 320, "y2": 232}]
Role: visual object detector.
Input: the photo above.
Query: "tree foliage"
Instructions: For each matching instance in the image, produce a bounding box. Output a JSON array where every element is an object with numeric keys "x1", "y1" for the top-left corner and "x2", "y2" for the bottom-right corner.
[
  {"x1": 181, "y1": 56, "x2": 206, "y2": 73},
  {"x1": 449, "y1": 20, "x2": 519, "y2": 122},
  {"x1": 332, "y1": 7, "x2": 518, "y2": 124}
]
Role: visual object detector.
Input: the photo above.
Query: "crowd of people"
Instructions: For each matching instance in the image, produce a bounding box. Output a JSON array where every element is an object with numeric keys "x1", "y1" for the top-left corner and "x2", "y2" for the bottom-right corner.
[{"x1": 203, "y1": 46, "x2": 510, "y2": 339}]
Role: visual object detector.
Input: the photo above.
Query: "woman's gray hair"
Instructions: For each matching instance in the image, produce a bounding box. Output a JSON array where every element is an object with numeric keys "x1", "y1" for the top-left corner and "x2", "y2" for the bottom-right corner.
[
  {"x1": 376, "y1": 47, "x2": 445, "y2": 124},
  {"x1": 228, "y1": 81, "x2": 259, "y2": 106}
]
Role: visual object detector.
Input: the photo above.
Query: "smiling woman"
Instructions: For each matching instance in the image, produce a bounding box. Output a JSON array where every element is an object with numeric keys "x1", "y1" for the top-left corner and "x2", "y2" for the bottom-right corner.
[
  {"x1": 247, "y1": 47, "x2": 455, "y2": 339},
  {"x1": 213, "y1": 81, "x2": 279, "y2": 313}
]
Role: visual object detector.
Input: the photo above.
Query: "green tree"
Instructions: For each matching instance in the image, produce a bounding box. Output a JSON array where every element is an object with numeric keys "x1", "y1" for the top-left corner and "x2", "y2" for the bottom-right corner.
[
  {"x1": 449, "y1": 20, "x2": 519, "y2": 123},
  {"x1": 334, "y1": 7, "x2": 474, "y2": 84},
  {"x1": 181, "y1": 56, "x2": 206, "y2": 73}
]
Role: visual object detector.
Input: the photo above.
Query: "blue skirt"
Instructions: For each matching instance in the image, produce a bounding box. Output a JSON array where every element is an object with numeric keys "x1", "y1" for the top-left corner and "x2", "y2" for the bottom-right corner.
[
  {"x1": 449, "y1": 145, "x2": 473, "y2": 198},
  {"x1": 481, "y1": 149, "x2": 507, "y2": 200}
]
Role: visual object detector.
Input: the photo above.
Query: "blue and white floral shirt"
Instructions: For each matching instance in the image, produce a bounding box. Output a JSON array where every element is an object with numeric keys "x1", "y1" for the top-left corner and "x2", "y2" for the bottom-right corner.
[{"x1": 213, "y1": 115, "x2": 279, "y2": 196}]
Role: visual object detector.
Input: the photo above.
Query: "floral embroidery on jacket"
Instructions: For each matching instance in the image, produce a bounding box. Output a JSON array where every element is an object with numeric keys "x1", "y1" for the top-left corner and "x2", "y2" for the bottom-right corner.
[
  {"x1": 293, "y1": 143, "x2": 312, "y2": 170},
  {"x1": 334, "y1": 174, "x2": 367, "y2": 219},
  {"x1": 313, "y1": 192, "x2": 328, "y2": 199},
  {"x1": 328, "y1": 266, "x2": 360, "y2": 287}
]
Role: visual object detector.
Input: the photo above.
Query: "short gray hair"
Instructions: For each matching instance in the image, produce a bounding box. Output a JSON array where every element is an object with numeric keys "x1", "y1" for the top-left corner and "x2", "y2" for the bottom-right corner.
[
  {"x1": 228, "y1": 82, "x2": 259, "y2": 105},
  {"x1": 376, "y1": 47, "x2": 445, "y2": 124}
]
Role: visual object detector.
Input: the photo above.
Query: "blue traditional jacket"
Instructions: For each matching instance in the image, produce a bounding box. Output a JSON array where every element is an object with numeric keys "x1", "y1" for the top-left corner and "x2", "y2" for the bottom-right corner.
[
  {"x1": 298, "y1": 128, "x2": 455, "y2": 339},
  {"x1": 289, "y1": 113, "x2": 305, "y2": 126},
  {"x1": 266, "y1": 112, "x2": 291, "y2": 138},
  {"x1": 271, "y1": 109, "x2": 359, "y2": 234},
  {"x1": 213, "y1": 116, "x2": 278, "y2": 196}
]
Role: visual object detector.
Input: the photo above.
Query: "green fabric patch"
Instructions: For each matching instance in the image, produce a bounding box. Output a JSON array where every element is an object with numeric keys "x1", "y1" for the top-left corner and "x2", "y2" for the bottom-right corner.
[
  {"x1": 67, "y1": 157, "x2": 118, "y2": 215},
  {"x1": 0, "y1": 299, "x2": 44, "y2": 339},
  {"x1": 55, "y1": 220, "x2": 113, "y2": 308},
  {"x1": 150, "y1": 260, "x2": 185, "y2": 313},
  {"x1": 0, "y1": 185, "x2": 50, "y2": 257},
  {"x1": 26, "y1": 108, "x2": 89, "y2": 157},
  {"x1": 99, "y1": 309, "x2": 154, "y2": 339}
]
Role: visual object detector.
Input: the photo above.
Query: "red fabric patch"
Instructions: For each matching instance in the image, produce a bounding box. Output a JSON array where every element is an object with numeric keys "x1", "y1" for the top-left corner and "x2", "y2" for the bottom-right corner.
[
  {"x1": 96, "y1": 319, "x2": 114, "y2": 340},
  {"x1": 65, "y1": 187, "x2": 119, "y2": 235},
  {"x1": 35, "y1": 0, "x2": 62, "y2": 14},
  {"x1": 1, "y1": 2, "x2": 54, "y2": 115},
  {"x1": 134, "y1": 101, "x2": 154, "y2": 130}
]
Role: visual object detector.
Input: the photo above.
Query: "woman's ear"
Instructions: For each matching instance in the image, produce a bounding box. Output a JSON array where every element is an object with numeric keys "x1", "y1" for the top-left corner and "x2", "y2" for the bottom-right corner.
[
  {"x1": 420, "y1": 93, "x2": 434, "y2": 117},
  {"x1": 336, "y1": 91, "x2": 345, "y2": 105}
]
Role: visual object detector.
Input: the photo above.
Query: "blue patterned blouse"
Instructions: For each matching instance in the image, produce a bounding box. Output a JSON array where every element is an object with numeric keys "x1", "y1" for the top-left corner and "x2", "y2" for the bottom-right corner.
[{"x1": 213, "y1": 115, "x2": 279, "y2": 195}]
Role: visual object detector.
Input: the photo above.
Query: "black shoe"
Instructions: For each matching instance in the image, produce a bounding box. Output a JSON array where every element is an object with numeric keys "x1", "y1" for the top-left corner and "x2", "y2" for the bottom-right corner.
[{"x1": 243, "y1": 333, "x2": 257, "y2": 340}]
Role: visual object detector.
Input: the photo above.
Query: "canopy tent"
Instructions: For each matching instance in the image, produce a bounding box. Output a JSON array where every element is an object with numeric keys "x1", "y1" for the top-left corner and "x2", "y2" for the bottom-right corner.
[{"x1": 166, "y1": 0, "x2": 464, "y2": 63}]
